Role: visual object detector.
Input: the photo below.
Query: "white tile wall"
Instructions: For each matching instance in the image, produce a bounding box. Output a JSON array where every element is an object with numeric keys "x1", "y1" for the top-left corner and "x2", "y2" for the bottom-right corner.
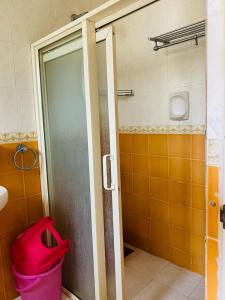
[
  {"x1": 0, "y1": 41, "x2": 14, "y2": 88},
  {"x1": 115, "y1": 0, "x2": 206, "y2": 127},
  {"x1": 0, "y1": 0, "x2": 206, "y2": 133},
  {"x1": 0, "y1": 0, "x2": 106, "y2": 134}
]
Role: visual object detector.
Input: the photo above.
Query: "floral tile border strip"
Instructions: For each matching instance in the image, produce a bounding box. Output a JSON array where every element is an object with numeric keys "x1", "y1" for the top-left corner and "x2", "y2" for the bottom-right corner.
[
  {"x1": 0, "y1": 125, "x2": 206, "y2": 144},
  {"x1": 0, "y1": 132, "x2": 38, "y2": 144},
  {"x1": 119, "y1": 125, "x2": 206, "y2": 134}
]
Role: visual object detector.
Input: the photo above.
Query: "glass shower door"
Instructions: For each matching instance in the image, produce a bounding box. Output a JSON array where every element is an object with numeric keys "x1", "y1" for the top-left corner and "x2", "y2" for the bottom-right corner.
[
  {"x1": 43, "y1": 43, "x2": 95, "y2": 299},
  {"x1": 38, "y1": 22, "x2": 124, "y2": 300},
  {"x1": 96, "y1": 28, "x2": 125, "y2": 300},
  {"x1": 39, "y1": 21, "x2": 107, "y2": 300}
]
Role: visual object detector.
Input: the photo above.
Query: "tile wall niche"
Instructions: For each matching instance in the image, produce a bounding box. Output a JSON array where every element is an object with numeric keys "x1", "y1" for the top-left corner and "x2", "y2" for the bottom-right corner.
[
  {"x1": 120, "y1": 133, "x2": 205, "y2": 275},
  {"x1": 0, "y1": 141, "x2": 42, "y2": 300}
]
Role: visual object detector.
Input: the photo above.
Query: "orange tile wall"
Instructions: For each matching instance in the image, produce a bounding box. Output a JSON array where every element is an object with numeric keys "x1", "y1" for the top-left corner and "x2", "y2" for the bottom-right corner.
[
  {"x1": 120, "y1": 133, "x2": 206, "y2": 275},
  {"x1": 0, "y1": 141, "x2": 43, "y2": 300}
]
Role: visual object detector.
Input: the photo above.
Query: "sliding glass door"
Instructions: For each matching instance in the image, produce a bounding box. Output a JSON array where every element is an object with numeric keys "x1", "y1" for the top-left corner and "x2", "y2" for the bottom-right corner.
[
  {"x1": 41, "y1": 35, "x2": 97, "y2": 299},
  {"x1": 96, "y1": 30, "x2": 124, "y2": 300},
  {"x1": 38, "y1": 21, "x2": 124, "y2": 300}
]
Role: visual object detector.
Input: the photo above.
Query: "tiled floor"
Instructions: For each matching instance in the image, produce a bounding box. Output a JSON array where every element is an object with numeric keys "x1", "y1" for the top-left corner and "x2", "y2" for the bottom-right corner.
[{"x1": 124, "y1": 248, "x2": 205, "y2": 300}]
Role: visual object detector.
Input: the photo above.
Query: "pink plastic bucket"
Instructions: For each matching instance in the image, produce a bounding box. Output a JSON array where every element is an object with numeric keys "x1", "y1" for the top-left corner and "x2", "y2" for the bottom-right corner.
[{"x1": 13, "y1": 259, "x2": 63, "y2": 300}]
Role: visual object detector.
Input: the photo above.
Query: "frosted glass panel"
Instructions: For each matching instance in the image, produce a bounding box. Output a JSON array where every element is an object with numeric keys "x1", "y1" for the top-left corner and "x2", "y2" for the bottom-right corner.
[
  {"x1": 42, "y1": 43, "x2": 95, "y2": 299},
  {"x1": 97, "y1": 41, "x2": 116, "y2": 300}
]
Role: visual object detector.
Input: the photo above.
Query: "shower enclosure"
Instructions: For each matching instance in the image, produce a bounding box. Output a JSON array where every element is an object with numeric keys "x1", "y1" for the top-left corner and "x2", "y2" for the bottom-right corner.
[{"x1": 33, "y1": 20, "x2": 124, "y2": 300}]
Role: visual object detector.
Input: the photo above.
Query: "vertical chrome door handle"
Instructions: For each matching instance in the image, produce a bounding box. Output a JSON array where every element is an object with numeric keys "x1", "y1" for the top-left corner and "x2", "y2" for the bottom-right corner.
[{"x1": 102, "y1": 154, "x2": 115, "y2": 191}]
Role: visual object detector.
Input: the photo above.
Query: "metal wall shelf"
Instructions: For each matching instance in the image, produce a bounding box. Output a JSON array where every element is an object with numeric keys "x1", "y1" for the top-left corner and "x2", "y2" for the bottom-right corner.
[{"x1": 149, "y1": 20, "x2": 206, "y2": 51}]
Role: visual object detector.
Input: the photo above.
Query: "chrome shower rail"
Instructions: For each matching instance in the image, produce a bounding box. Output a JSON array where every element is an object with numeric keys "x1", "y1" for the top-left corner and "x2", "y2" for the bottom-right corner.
[
  {"x1": 117, "y1": 89, "x2": 134, "y2": 97},
  {"x1": 149, "y1": 20, "x2": 206, "y2": 51}
]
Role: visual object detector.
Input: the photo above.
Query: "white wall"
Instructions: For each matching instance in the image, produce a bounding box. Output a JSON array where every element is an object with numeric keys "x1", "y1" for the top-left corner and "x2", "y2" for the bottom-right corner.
[
  {"x1": 0, "y1": 0, "x2": 206, "y2": 133},
  {"x1": 0, "y1": 0, "x2": 106, "y2": 134},
  {"x1": 115, "y1": 0, "x2": 206, "y2": 128},
  {"x1": 77, "y1": 0, "x2": 107, "y2": 13}
]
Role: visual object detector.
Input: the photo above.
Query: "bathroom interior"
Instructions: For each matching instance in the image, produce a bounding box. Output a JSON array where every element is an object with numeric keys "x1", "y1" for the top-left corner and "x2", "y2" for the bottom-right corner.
[
  {"x1": 116, "y1": 0, "x2": 206, "y2": 299},
  {"x1": 0, "y1": 0, "x2": 208, "y2": 300}
]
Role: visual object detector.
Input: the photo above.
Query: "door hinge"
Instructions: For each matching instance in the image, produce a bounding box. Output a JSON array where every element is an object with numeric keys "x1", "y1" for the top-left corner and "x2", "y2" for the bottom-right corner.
[{"x1": 220, "y1": 205, "x2": 225, "y2": 229}]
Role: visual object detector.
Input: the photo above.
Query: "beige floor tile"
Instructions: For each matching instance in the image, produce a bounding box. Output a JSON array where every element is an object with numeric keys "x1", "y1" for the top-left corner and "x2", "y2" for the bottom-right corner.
[
  {"x1": 124, "y1": 250, "x2": 169, "y2": 296},
  {"x1": 125, "y1": 251, "x2": 169, "y2": 278},
  {"x1": 133, "y1": 280, "x2": 188, "y2": 300},
  {"x1": 125, "y1": 249, "x2": 205, "y2": 300},
  {"x1": 188, "y1": 278, "x2": 205, "y2": 300},
  {"x1": 124, "y1": 266, "x2": 151, "y2": 299},
  {"x1": 154, "y1": 263, "x2": 202, "y2": 296}
]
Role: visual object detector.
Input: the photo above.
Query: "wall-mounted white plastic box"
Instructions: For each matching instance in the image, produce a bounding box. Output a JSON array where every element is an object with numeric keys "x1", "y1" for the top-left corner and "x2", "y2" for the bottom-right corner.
[{"x1": 169, "y1": 91, "x2": 189, "y2": 121}]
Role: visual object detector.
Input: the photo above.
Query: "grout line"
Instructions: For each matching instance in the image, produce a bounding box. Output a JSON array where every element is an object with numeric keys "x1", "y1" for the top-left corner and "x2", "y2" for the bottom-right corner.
[
  {"x1": 0, "y1": 218, "x2": 29, "y2": 237},
  {"x1": 147, "y1": 135, "x2": 151, "y2": 201},
  {"x1": 0, "y1": 235, "x2": 7, "y2": 300},
  {"x1": 190, "y1": 135, "x2": 193, "y2": 268},
  {"x1": 131, "y1": 135, "x2": 134, "y2": 195},
  {"x1": 120, "y1": 151, "x2": 205, "y2": 162},
  {"x1": 0, "y1": 166, "x2": 39, "y2": 177},
  {"x1": 10, "y1": 39, "x2": 17, "y2": 90},
  {"x1": 0, "y1": 193, "x2": 41, "y2": 208},
  {"x1": 167, "y1": 134, "x2": 172, "y2": 259},
  {"x1": 149, "y1": 216, "x2": 151, "y2": 241},
  {"x1": 120, "y1": 171, "x2": 205, "y2": 188},
  {"x1": 1, "y1": 266, "x2": 7, "y2": 300},
  {"x1": 21, "y1": 151, "x2": 29, "y2": 226},
  {"x1": 25, "y1": 192, "x2": 42, "y2": 199}
]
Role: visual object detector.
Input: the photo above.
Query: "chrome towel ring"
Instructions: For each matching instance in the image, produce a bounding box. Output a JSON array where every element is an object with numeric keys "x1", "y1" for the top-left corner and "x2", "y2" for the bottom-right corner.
[{"x1": 13, "y1": 144, "x2": 38, "y2": 170}]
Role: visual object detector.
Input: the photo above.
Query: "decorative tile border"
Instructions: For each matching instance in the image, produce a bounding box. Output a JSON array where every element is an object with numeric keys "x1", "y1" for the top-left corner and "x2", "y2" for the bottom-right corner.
[
  {"x1": 119, "y1": 125, "x2": 206, "y2": 134},
  {"x1": 0, "y1": 132, "x2": 38, "y2": 144}
]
